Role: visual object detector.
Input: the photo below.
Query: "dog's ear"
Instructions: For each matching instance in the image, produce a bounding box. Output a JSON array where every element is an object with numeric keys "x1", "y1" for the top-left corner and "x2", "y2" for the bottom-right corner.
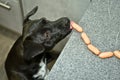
[
  {"x1": 24, "y1": 6, "x2": 38, "y2": 24},
  {"x1": 23, "y1": 40, "x2": 45, "y2": 61}
]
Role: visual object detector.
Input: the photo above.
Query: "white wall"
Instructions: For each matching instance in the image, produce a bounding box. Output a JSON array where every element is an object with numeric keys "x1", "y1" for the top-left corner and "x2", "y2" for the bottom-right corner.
[{"x1": 22, "y1": 0, "x2": 90, "y2": 22}]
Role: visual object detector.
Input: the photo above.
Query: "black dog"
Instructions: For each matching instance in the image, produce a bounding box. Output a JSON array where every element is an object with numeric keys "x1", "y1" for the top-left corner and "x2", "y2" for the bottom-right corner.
[{"x1": 5, "y1": 6, "x2": 71, "y2": 80}]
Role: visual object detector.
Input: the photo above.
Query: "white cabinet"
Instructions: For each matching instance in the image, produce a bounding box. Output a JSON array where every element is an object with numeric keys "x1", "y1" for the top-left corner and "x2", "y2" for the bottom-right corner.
[{"x1": 0, "y1": 0, "x2": 23, "y2": 34}]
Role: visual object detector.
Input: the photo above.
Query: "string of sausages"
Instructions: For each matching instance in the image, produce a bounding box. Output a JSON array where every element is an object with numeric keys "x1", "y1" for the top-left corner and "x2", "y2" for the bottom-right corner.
[{"x1": 70, "y1": 21, "x2": 120, "y2": 59}]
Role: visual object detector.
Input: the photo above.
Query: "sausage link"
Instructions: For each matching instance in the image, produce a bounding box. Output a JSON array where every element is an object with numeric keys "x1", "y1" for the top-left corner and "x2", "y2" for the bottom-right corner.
[
  {"x1": 113, "y1": 50, "x2": 120, "y2": 59},
  {"x1": 81, "y1": 32, "x2": 91, "y2": 45},
  {"x1": 87, "y1": 44, "x2": 101, "y2": 55},
  {"x1": 70, "y1": 21, "x2": 83, "y2": 32},
  {"x1": 99, "y1": 52, "x2": 113, "y2": 59}
]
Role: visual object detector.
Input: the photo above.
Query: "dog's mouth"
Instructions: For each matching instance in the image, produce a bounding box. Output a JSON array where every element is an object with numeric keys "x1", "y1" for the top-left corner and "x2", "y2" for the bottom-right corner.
[
  {"x1": 59, "y1": 17, "x2": 72, "y2": 32},
  {"x1": 54, "y1": 18, "x2": 72, "y2": 44},
  {"x1": 61, "y1": 19, "x2": 72, "y2": 38}
]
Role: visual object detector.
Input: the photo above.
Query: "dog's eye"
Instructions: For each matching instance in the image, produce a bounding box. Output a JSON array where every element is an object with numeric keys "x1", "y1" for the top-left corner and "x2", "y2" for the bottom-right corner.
[{"x1": 44, "y1": 31, "x2": 51, "y2": 39}]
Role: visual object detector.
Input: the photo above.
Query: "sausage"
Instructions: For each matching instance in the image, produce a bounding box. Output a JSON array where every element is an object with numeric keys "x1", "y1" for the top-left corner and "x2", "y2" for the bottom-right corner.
[
  {"x1": 113, "y1": 50, "x2": 120, "y2": 59},
  {"x1": 70, "y1": 21, "x2": 83, "y2": 32},
  {"x1": 87, "y1": 44, "x2": 101, "y2": 55},
  {"x1": 99, "y1": 52, "x2": 113, "y2": 59},
  {"x1": 81, "y1": 32, "x2": 91, "y2": 45}
]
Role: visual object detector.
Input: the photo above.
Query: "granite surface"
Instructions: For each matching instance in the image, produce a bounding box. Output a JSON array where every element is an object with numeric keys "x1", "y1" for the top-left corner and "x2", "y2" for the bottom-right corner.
[{"x1": 47, "y1": 0, "x2": 120, "y2": 80}]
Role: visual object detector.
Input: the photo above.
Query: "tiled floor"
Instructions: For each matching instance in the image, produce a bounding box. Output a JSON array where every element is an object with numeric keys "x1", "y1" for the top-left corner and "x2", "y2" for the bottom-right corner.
[{"x1": 0, "y1": 26, "x2": 20, "y2": 80}]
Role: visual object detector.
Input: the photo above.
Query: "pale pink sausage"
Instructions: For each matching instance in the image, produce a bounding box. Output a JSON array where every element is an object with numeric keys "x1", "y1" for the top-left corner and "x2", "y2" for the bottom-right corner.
[
  {"x1": 87, "y1": 44, "x2": 101, "y2": 55},
  {"x1": 70, "y1": 21, "x2": 83, "y2": 32},
  {"x1": 113, "y1": 50, "x2": 120, "y2": 59},
  {"x1": 99, "y1": 52, "x2": 113, "y2": 59},
  {"x1": 81, "y1": 32, "x2": 91, "y2": 45}
]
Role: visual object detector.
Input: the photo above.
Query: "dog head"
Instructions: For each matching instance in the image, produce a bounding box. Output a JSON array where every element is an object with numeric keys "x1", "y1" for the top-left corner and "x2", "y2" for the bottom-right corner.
[{"x1": 22, "y1": 6, "x2": 72, "y2": 60}]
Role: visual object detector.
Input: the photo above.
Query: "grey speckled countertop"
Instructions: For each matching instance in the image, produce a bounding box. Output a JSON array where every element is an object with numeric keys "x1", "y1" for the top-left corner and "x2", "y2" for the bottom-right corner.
[{"x1": 47, "y1": 0, "x2": 120, "y2": 80}]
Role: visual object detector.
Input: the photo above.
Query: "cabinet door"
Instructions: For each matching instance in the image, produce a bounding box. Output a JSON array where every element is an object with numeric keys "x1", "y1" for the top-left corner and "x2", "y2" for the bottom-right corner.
[{"x1": 0, "y1": 0, "x2": 23, "y2": 34}]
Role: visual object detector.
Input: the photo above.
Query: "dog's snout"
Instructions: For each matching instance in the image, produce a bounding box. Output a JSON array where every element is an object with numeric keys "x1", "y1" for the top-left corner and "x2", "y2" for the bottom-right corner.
[
  {"x1": 62, "y1": 17, "x2": 70, "y2": 24},
  {"x1": 63, "y1": 17, "x2": 70, "y2": 25},
  {"x1": 55, "y1": 17, "x2": 70, "y2": 25},
  {"x1": 60, "y1": 17, "x2": 70, "y2": 27}
]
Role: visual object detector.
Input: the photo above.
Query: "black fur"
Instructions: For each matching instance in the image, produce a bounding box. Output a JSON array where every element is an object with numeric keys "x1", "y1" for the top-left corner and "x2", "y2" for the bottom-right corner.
[{"x1": 5, "y1": 6, "x2": 71, "y2": 80}]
